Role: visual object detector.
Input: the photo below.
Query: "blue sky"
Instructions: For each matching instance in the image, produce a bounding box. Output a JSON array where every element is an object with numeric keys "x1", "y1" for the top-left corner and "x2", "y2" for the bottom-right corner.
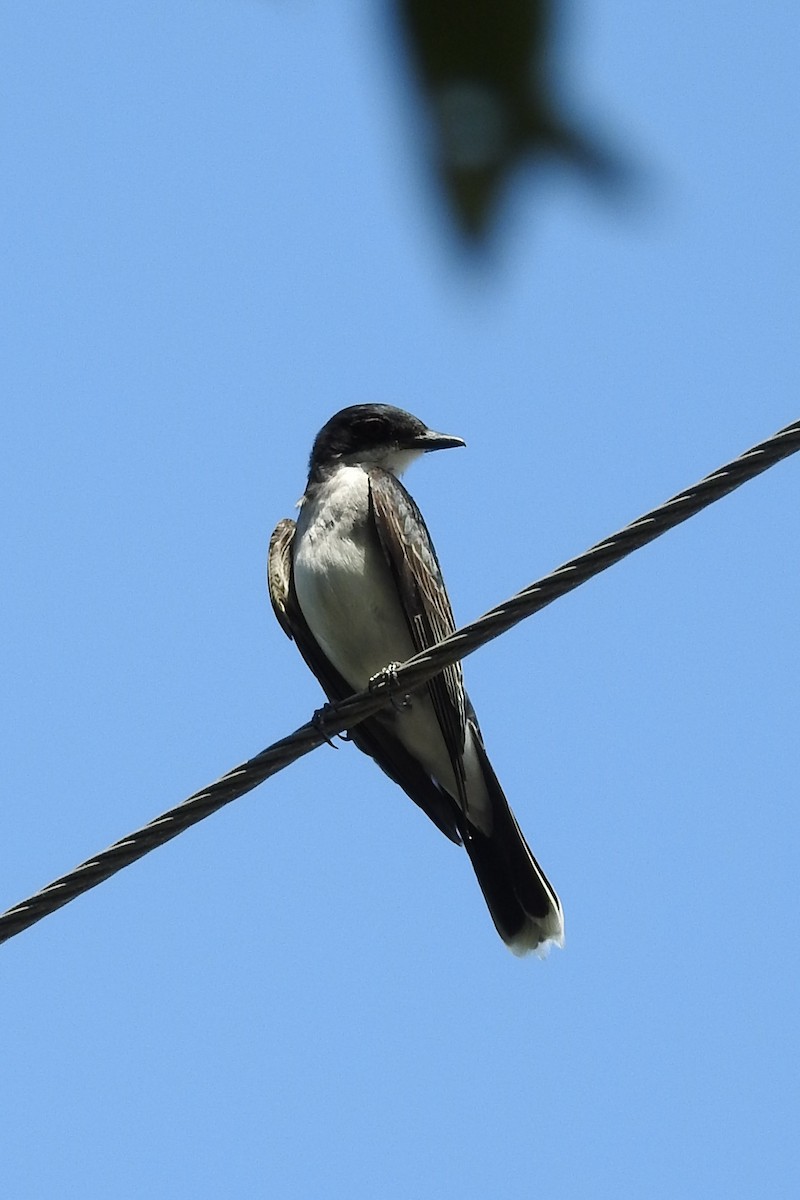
[{"x1": 2, "y1": 2, "x2": 798, "y2": 1196}]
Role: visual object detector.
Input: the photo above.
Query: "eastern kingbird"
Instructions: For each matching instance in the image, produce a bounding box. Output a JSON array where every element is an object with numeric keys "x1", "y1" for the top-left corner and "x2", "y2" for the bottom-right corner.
[{"x1": 268, "y1": 404, "x2": 563, "y2": 954}]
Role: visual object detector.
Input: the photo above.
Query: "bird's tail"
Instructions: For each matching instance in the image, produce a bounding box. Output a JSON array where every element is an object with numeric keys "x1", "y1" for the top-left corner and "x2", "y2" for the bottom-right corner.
[{"x1": 462, "y1": 727, "x2": 563, "y2": 956}]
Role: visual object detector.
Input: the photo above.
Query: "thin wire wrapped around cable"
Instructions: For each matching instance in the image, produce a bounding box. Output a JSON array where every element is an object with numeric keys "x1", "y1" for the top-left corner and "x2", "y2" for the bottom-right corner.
[{"x1": 1, "y1": 418, "x2": 798, "y2": 947}]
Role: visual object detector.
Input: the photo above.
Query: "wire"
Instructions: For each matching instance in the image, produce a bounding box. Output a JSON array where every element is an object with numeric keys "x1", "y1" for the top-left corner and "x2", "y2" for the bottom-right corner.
[{"x1": 1, "y1": 418, "x2": 798, "y2": 947}]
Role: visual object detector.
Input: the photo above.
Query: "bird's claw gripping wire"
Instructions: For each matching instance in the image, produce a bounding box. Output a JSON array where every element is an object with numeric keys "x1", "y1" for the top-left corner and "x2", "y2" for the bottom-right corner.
[
  {"x1": 311, "y1": 703, "x2": 352, "y2": 747},
  {"x1": 369, "y1": 662, "x2": 412, "y2": 711}
]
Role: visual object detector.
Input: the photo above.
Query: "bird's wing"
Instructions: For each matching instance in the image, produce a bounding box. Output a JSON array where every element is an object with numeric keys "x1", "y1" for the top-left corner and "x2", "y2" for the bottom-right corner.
[
  {"x1": 267, "y1": 516, "x2": 461, "y2": 843},
  {"x1": 367, "y1": 468, "x2": 469, "y2": 805},
  {"x1": 267, "y1": 518, "x2": 299, "y2": 639},
  {"x1": 268, "y1": 518, "x2": 353, "y2": 702}
]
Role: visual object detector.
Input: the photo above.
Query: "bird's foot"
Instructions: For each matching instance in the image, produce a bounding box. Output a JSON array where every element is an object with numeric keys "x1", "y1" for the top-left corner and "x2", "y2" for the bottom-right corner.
[
  {"x1": 311, "y1": 703, "x2": 348, "y2": 748},
  {"x1": 369, "y1": 663, "x2": 412, "y2": 711}
]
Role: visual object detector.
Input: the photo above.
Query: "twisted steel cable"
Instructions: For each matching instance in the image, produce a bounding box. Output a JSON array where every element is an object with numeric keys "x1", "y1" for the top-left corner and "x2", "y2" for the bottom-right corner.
[{"x1": 1, "y1": 418, "x2": 798, "y2": 947}]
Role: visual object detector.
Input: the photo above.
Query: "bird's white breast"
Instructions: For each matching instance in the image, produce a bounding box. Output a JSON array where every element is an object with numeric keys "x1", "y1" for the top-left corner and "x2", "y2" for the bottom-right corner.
[{"x1": 293, "y1": 466, "x2": 416, "y2": 689}]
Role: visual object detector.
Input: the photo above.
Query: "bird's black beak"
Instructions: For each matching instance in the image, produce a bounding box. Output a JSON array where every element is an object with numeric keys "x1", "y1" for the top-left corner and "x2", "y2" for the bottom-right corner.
[{"x1": 413, "y1": 428, "x2": 466, "y2": 453}]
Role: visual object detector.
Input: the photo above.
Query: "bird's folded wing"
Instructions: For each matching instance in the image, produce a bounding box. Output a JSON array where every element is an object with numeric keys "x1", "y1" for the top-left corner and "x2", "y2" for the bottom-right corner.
[{"x1": 367, "y1": 469, "x2": 469, "y2": 805}]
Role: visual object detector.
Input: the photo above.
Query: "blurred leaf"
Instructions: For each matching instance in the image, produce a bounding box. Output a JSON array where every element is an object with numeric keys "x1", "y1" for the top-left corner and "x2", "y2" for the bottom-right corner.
[{"x1": 395, "y1": 0, "x2": 622, "y2": 239}]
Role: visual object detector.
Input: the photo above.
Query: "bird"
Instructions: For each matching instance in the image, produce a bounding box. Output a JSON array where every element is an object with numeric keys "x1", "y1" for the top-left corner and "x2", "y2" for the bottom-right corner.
[{"x1": 268, "y1": 404, "x2": 563, "y2": 954}]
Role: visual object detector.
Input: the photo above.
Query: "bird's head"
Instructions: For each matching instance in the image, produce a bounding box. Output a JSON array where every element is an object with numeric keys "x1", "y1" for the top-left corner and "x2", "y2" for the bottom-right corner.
[{"x1": 308, "y1": 404, "x2": 465, "y2": 479}]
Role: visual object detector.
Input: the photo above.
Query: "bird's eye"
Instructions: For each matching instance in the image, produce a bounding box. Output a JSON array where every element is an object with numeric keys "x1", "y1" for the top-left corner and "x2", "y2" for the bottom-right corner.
[{"x1": 360, "y1": 418, "x2": 385, "y2": 439}]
